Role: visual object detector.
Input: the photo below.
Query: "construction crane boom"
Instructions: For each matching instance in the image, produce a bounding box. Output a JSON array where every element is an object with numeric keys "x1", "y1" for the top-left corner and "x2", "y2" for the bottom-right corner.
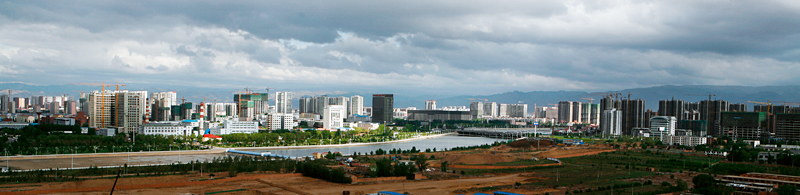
[{"x1": 581, "y1": 97, "x2": 594, "y2": 103}]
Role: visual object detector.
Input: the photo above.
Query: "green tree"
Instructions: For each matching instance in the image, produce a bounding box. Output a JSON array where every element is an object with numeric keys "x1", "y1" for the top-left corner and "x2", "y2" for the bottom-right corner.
[
  {"x1": 414, "y1": 153, "x2": 429, "y2": 171},
  {"x1": 441, "y1": 161, "x2": 449, "y2": 172},
  {"x1": 776, "y1": 184, "x2": 798, "y2": 195}
]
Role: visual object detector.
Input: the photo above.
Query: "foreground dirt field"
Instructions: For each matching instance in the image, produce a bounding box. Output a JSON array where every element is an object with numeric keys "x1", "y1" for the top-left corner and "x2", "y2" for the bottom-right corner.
[{"x1": 0, "y1": 143, "x2": 620, "y2": 195}]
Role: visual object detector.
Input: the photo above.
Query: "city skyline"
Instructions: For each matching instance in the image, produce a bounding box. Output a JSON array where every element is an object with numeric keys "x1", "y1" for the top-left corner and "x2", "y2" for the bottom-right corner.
[{"x1": 1, "y1": 1, "x2": 799, "y2": 95}]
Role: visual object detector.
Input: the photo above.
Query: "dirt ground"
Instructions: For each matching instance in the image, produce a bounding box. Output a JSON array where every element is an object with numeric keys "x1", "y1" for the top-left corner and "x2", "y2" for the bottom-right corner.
[{"x1": 0, "y1": 172, "x2": 559, "y2": 195}]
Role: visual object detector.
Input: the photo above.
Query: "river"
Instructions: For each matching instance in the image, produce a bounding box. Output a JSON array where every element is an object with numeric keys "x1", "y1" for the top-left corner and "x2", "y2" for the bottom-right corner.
[{"x1": 245, "y1": 135, "x2": 506, "y2": 157}]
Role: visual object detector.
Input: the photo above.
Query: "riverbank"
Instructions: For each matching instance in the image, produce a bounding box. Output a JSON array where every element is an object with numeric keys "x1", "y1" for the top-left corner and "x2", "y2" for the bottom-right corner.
[{"x1": 3, "y1": 133, "x2": 455, "y2": 161}]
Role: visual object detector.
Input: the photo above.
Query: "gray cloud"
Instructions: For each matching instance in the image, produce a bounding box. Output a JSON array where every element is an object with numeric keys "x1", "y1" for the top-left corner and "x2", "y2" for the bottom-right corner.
[{"x1": 0, "y1": 0, "x2": 799, "y2": 95}]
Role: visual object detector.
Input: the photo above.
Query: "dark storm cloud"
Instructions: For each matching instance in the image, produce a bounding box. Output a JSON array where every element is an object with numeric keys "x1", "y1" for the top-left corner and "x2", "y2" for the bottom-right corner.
[{"x1": 0, "y1": 0, "x2": 799, "y2": 93}]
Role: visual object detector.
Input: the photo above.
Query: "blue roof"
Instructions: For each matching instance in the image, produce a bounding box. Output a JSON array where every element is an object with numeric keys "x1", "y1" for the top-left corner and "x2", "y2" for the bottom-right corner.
[
  {"x1": 474, "y1": 193, "x2": 492, "y2": 195},
  {"x1": 493, "y1": 191, "x2": 523, "y2": 195},
  {"x1": 353, "y1": 114, "x2": 369, "y2": 117},
  {"x1": 182, "y1": 120, "x2": 198, "y2": 123},
  {"x1": 378, "y1": 191, "x2": 405, "y2": 195},
  {"x1": 29, "y1": 123, "x2": 39, "y2": 125}
]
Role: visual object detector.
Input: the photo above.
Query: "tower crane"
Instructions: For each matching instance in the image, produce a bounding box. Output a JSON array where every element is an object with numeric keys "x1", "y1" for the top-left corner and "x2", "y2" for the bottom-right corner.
[
  {"x1": 113, "y1": 81, "x2": 126, "y2": 91},
  {"x1": 70, "y1": 82, "x2": 113, "y2": 128},
  {"x1": 747, "y1": 101, "x2": 773, "y2": 114},
  {"x1": 581, "y1": 97, "x2": 594, "y2": 103}
]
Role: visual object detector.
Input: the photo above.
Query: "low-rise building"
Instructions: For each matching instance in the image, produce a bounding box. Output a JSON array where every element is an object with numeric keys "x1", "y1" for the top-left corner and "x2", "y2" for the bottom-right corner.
[
  {"x1": 209, "y1": 119, "x2": 258, "y2": 135},
  {"x1": 141, "y1": 121, "x2": 196, "y2": 136},
  {"x1": 661, "y1": 135, "x2": 708, "y2": 147}
]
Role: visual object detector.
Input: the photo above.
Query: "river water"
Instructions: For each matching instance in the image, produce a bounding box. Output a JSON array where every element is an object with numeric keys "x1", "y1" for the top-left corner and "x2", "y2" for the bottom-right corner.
[{"x1": 246, "y1": 135, "x2": 506, "y2": 157}]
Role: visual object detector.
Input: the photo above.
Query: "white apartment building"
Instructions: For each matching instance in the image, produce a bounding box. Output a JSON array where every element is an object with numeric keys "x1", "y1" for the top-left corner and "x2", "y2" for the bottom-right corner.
[
  {"x1": 328, "y1": 97, "x2": 349, "y2": 116},
  {"x1": 350, "y1": 95, "x2": 364, "y2": 116},
  {"x1": 323, "y1": 105, "x2": 346, "y2": 129},
  {"x1": 88, "y1": 90, "x2": 115, "y2": 128},
  {"x1": 661, "y1": 135, "x2": 708, "y2": 147},
  {"x1": 602, "y1": 109, "x2": 622, "y2": 136},
  {"x1": 275, "y1": 92, "x2": 293, "y2": 114},
  {"x1": 265, "y1": 113, "x2": 296, "y2": 130},
  {"x1": 115, "y1": 91, "x2": 148, "y2": 134},
  {"x1": 484, "y1": 102, "x2": 498, "y2": 117},
  {"x1": 346, "y1": 122, "x2": 380, "y2": 130}
]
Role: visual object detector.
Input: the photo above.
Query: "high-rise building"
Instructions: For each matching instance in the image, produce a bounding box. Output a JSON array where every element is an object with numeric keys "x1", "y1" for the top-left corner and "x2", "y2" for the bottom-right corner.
[
  {"x1": 469, "y1": 101, "x2": 484, "y2": 119},
  {"x1": 720, "y1": 112, "x2": 767, "y2": 140},
  {"x1": 233, "y1": 93, "x2": 269, "y2": 121},
  {"x1": 602, "y1": 109, "x2": 622, "y2": 136},
  {"x1": 350, "y1": 95, "x2": 364, "y2": 116},
  {"x1": 0, "y1": 95, "x2": 9, "y2": 113},
  {"x1": 498, "y1": 104, "x2": 509, "y2": 117},
  {"x1": 314, "y1": 95, "x2": 328, "y2": 114},
  {"x1": 12, "y1": 97, "x2": 25, "y2": 111},
  {"x1": 323, "y1": 105, "x2": 346, "y2": 129},
  {"x1": 679, "y1": 120, "x2": 708, "y2": 137},
  {"x1": 299, "y1": 97, "x2": 313, "y2": 114},
  {"x1": 658, "y1": 99, "x2": 687, "y2": 122},
  {"x1": 115, "y1": 91, "x2": 147, "y2": 134},
  {"x1": 88, "y1": 91, "x2": 115, "y2": 128},
  {"x1": 484, "y1": 102, "x2": 498, "y2": 117},
  {"x1": 64, "y1": 100, "x2": 78, "y2": 115},
  {"x1": 508, "y1": 104, "x2": 528, "y2": 118},
  {"x1": 425, "y1": 100, "x2": 437, "y2": 110},
  {"x1": 372, "y1": 94, "x2": 394, "y2": 124},
  {"x1": 150, "y1": 92, "x2": 177, "y2": 107},
  {"x1": 621, "y1": 99, "x2": 647, "y2": 134},
  {"x1": 775, "y1": 113, "x2": 800, "y2": 142},
  {"x1": 729, "y1": 103, "x2": 747, "y2": 112},
  {"x1": 700, "y1": 100, "x2": 729, "y2": 135},
  {"x1": 275, "y1": 92, "x2": 293, "y2": 114},
  {"x1": 558, "y1": 101, "x2": 582, "y2": 123},
  {"x1": 328, "y1": 96, "x2": 349, "y2": 115},
  {"x1": 582, "y1": 103, "x2": 600, "y2": 125}
]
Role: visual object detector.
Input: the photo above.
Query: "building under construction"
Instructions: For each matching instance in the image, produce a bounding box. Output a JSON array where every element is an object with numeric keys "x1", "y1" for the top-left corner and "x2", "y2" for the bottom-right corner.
[
  {"x1": 775, "y1": 113, "x2": 800, "y2": 141},
  {"x1": 233, "y1": 93, "x2": 269, "y2": 121}
]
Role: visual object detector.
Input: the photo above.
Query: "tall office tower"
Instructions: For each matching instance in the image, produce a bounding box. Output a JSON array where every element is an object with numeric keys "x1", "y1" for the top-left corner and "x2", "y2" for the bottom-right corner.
[
  {"x1": 602, "y1": 109, "x2": 622, "y2": 136},
  {"x1": 115, "y1": 91, "x2": 147, "y2": 134},
  {"x1": 150, "y1": 92, "x2": 177, "y2": 107},
  {"x1": 700, "y1": 100, "x2": 729, "y2": 136},
  {"x1": 484, "y1": 102, "x2": 498, "y2": 117},
  {"x1": 323, "y1": 105, "x2": 346, "y2": 129},
  {"x1": 275, "y1": 92, "x2": 293, "y2": 114},
  {"x1": 469, "y1": 101, "x2": 484, "y2": 119},
  {"x1": 425, "y1": 100, "x2": 437, "y2": 110},
  {"x1": 64, "y1": 100, "x2": 78, "y2": 115},
  {"x1": 508, "y1": 104, "x2": 528, "y2": 118},
  {"x1": 88, "y1": 91, "x2": 115, "y2": 128},
  {"x1": 206, "y1": 103, "x2": 216, "y2": 121},
  {"x1": 658, "y1": 99, "x2": 687, "y2": 122},
  {"x1": 498, "y1": 103, "x2": 509, "y2": 117},
  {"x1": 314, "y1": 95, "x2": 328, "y2": 114},
  {"x1": 372, "y1": 94, "x2": 394, "y2": 124},
  {"x1": 350, "y1": 95, "x2": 364, "y2": 116},
  {"x1": 36, "y1": 96, "x2": 45, "y2": 107},
  {"x1": 582, "y1": 103, "x2": 600, "y2": 125},
  {"x1": 729, "y1": 103, "x2": 747, "y2": 112},
  {"x1": 299, "y1": 97, "x2": 312, "y2": 114},
  {"x1": 233, "y1": 93, "x2": 269, "y2": 121},
  {"x1": 621, "y1": 99, "x2": 647, "y2": 134}
]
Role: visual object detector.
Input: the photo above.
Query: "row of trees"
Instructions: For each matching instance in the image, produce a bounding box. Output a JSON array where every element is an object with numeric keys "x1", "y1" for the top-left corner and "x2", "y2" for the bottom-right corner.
[
  {"x1": 296, "y1": 160, "x2": 351, "y2": 183},
  {"x1": 0, "y1": 125, "x2": 201, "y2": 155}
]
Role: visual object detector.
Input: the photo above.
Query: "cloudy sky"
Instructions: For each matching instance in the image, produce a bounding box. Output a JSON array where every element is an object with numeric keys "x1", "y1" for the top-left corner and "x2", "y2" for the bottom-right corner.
[{"x1": 1, "y1": 0, "x2": 799, "y2": 95}]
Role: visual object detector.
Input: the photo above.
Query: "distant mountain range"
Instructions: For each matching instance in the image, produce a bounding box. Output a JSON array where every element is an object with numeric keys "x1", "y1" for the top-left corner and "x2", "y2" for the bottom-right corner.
[{"x1": 2, "y1": 83, "x2": 799, "y2": 112}]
